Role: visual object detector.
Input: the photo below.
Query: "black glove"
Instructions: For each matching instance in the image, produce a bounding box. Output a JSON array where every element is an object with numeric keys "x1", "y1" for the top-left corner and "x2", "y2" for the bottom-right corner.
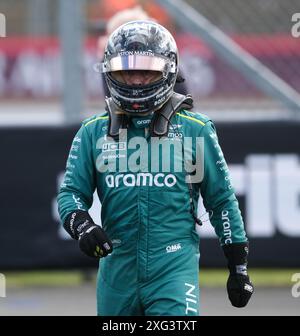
[
  {"x1": 223, "y1": 242, "x2": 254, "y2": 308},
  {"x1": 64, "y1": 210, "x2": 113, "y2": 258}
]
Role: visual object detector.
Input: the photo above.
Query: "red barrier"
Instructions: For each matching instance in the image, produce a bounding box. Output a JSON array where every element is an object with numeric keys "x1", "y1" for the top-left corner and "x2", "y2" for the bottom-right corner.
[{"x1": 0, "y1": 34, "x2": 299, "y2": 98}]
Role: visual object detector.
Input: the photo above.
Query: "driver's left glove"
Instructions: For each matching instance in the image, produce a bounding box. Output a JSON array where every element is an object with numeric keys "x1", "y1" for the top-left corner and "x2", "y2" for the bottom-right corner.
[{"x1": 222, "y1": 242, "x2": 254, "y2": 308}]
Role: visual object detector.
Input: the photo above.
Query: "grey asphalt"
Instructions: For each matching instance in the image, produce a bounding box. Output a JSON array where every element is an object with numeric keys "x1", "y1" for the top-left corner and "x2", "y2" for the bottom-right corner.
[{"x1": 0, "y1": 286, "x2": 299, "y2": 316}]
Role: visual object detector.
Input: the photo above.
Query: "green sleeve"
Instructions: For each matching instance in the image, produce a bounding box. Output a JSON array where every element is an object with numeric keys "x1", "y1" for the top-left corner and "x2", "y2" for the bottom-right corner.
[
  {"x1": 199, "y1": 121, "x2": 247, "y2": 245},
  {"x1": 57, "y1": 124, "x2": 96, "y2": 222}
]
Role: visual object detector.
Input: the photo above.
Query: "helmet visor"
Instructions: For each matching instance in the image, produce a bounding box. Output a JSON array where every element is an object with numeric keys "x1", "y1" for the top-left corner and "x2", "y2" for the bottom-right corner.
[{"x1": 102, "y1": 54, "x2": 176, "y2": 75}]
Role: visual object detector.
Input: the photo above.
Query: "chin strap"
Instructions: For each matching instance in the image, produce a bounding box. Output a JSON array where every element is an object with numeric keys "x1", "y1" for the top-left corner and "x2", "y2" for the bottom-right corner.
[
  {"x1": 105, "y1": 93, "x2": 194, "y2": 140},
  {"x1": 105, "y1": 98, "x2": 129, "y2": 139},
  {"x1": 150, "y1": 93, "x2": 193, "y2": 137}
]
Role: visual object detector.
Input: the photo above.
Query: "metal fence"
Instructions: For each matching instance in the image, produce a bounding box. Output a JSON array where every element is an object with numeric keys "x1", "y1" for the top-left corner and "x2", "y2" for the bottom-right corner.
[{"x1": 0, "y1": 0, "x2": 300, "y2": 123}]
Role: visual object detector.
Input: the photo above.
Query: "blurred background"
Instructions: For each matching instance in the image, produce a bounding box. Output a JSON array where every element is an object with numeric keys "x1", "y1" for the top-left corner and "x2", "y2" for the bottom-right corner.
[{"x1": 0, "y1": 0, "x2": 300, "y2": 315}]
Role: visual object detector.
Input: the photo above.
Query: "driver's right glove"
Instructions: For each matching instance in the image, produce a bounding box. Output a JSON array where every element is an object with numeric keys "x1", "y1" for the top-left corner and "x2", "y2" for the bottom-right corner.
[{"x1": 64, "y1": 210, "x2": 113, "y2": 258}]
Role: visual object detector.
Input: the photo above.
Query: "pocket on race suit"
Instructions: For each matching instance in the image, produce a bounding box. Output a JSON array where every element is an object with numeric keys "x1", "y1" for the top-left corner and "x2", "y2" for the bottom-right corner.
[
  {"x1": 146, "y1": 237, "x2": 200, "y2": 281},
  {"x1": 99, "y1": 237, "x2": 138, "y2": 292}
]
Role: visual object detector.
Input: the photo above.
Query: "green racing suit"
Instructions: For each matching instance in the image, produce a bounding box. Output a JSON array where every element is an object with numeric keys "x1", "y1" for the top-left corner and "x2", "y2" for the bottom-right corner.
[{"x1": 57, "y1": 108, "x2": 247, "y2": 316}]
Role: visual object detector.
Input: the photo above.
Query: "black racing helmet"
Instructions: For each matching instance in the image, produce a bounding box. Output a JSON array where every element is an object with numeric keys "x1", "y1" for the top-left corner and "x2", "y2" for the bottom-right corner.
[{"x1": 102, "y1": 20, "x2": 178, "y2": 115}]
